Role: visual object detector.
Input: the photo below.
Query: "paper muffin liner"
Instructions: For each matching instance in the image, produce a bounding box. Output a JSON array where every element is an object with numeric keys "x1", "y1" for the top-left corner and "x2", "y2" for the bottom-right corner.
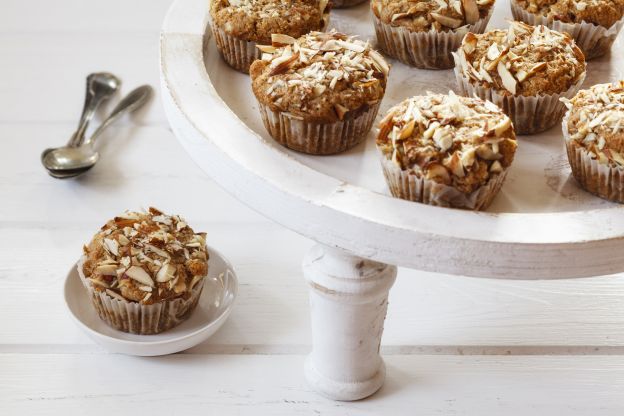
[
  {"x1": 453, "y1": 66, "x2": 586, "y2": 135},
  {"x1": 372, "y1": 9, "x2": 492, "y2": 69},
  {"x1": 211, "y1": 25, "x2": 262, "y2": 74},
  {"x1": 510, "y1": 0, "x2": 624, "y2": 60},
  {"x1": 257, "y1": 102, "x2": 381, "y2": 155},
  {"x1": 562, "y1": 113, "x2": 624, "y2": 203},
  {"x1": 379, "y1": 153, "x2": 508, "y2": 210},
  {"x1": 77, "y1": 257, "x2": 206, "y2": 335},
  {"x1": 333, "y1": 0, "x2": 368, "y2": 7}
]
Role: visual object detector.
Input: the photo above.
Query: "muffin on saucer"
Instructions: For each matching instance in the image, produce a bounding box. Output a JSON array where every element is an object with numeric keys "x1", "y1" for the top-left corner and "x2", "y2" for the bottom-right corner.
[
  {"x1": 79, "y1": 208, "x2": 209, "y2": 335},
  {"x1": 250, "y1": 30, "x2": 390, "y2": 155},
  {"x1": 371, "y1": 0, "x2": 496, "y2": 69},
  {"x1": 453, "y1": 21, "x2": 586, "y2": 135},
  {"x1": 210, "y1": 0, "x2": 330, "y2": 73},
  {"x1": 376, "y1": 91, "x2": 517, "y2": 210},
  {"x1": 562, "y1": 81, "x2": 624, "y2": 202},
  {"x1": 511, "y1": 0, "x2": 624, "y2": 60}
]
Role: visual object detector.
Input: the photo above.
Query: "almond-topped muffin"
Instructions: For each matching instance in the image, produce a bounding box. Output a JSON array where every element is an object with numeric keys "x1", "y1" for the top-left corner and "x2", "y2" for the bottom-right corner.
[
  {"x1": 562, "y1": 81, "x2": 624, "y2": 202},
  {"x1": 371, "y1": 0, "x2": 495, "y2": 69},
  {"x1": 79, "y1": 207, "x2": 209, "y2": 334},
  {"x1": 454, "y1": 21, "x2": 586, "y2": 134},
  {"x1": 376, "y1": 91, "x2": 517, "y2": 210},
  {"x1": 511, "y1": 0, "x2": 624, "y2": 59},
  {"x1": 250, "y1": 30, "x2": 390, "y2": 154},
  {"x1": 210, "y1": 0, "x2": 330, "y2": 73}
]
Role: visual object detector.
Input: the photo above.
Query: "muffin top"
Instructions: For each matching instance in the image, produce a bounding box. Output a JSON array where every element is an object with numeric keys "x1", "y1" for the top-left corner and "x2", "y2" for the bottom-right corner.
[
  {"x1": 210, "y1": 0, "x2": 330, "y2": 44},
  {"x1": 563, "y1": 81, "x2": 624, "y2": 168},
  {"x1": 515, "y1": 0, "x2": 624, "y2": 28},
  {"x1": 250, "y1": 30, "x2": 390, "y2": 122},
  {"x1": 454, "y1": 21, "x2": 585, "y2": 96},
  {"x1": 371, "y1": 0, "x2": 495, "y2": 32},
  {"x1": 376, "y1": 92, "x2": 517, "y2": 194},
  {"x1": 81, "y1": 208, "x2": 209, "y2": 305}
]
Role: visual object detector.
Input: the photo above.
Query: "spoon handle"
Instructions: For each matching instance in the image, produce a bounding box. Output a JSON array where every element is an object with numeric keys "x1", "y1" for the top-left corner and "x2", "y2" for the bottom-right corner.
[
  {"x1": 68, "y1": 73, "x2": 120, "y2": 147},
  {"x1": 84, "y1": 85, "x2": 153, "y2": 147}
]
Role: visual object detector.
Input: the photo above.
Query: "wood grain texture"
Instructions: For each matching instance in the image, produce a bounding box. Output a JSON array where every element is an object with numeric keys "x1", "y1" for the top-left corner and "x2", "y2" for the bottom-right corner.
[{"x1": 2, "y1": 354, "x2": 624, "y2": 415}]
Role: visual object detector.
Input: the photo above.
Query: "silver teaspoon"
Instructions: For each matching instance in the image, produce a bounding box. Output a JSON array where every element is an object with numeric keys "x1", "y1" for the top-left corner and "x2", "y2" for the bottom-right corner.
[{"x1": 42, "y1": 85, "x2": 153, "y2": 178}]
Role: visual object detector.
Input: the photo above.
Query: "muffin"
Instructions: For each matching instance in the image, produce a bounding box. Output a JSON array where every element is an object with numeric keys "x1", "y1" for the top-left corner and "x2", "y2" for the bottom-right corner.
[
  {"x1": 511, "y1": 0, "x2": 624, "y2": 60},
  {"x1": 210, "y1": 0, "x2": 330, "y2": 73},
  {"x1": 453, "y1": 21, "x2": 586, "y2": 135},
  {"x1": 371, "y1": 0, "x2": 495, "y2": 69},
  {"x1": 250, "y1": 30, "x2": 390, "y2": 154},
  {"x1": 562, "y1": 81, "x2": 624, "y2": 202},
  {"x1": 79, "y1": 208, "x2": 209, "y2": 335},
  {"x1": 376, "y1": 91, "x2": 517, "y2": 210}
]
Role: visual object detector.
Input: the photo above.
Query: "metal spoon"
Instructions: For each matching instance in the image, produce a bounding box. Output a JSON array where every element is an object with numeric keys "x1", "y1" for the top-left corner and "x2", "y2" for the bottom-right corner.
[
  {"x1": 68, "y1": 72, "x2": 121, "y2": 148},
  {"x1": 42, "y1": 85, "x2": 153, "y2": 178}
]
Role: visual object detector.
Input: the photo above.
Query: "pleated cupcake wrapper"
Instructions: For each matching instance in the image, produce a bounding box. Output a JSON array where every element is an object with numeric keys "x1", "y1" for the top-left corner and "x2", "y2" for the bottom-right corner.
[
  {"x1": 562, "y1": 113, "x2": 624, "y2": 203},
  {"x1": 212, "y1": 25, "x2": 262, "y2": 74},
  {"x1": 372, "y1": 10, "x2": 492, "y2": 69},
  {"x1": 77, "y1": 257, "x2": 206, "y2": 335},
  {"x1": 257, "y1": 101, "x2": 381, "y2": 155},
  {"x1": 379, "y1": 153, "x2": 508, "y2": 210},
  {"x1": 453, "y1": 66, "x2": 586, "y2": 135},
  {"x1": 510, "y1": 0, "x2": 624, "y2": 60},
  {"x1": 333, "y1": 0, "x2": 368, "y2": 8}
]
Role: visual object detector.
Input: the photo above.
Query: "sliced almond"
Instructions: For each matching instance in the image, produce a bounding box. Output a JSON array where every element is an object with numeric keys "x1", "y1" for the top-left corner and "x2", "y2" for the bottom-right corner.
[
  {"x1": 444, "y1": 153, "x2": 465, "y2": 178},
  {"x1": 103, "y1": 238, "x2": 119, "y2": 256},
  {"x1": 493, "y1": 117, "x2": 511, "y2": 136},
  {"x1": 425, "y1": 163, "x2": 451, "y2": 183},
  {"x1": 489, "y1": 160, "x2": 503, "y2": 173},
  {"x1": 378, "y1": 111, "x2": 395, "y2": 141},
  {"x1": 269, "y1": 52, "x2": 299, "y2": 76},
  {"x1": 399, "y1": 119, "x2": 416, "y2": 140},
  {"x1": 476, "y1": 144, "x2": 502, "y2": 160},
  {"x1": 156, "y1": 263, "x2": 177, "y2": 283},
  {"x1": 461, "y1": 0, "x2": 480, "y2": 24},
  {"x1": 486, "y1": 43, "x2": 500, "y2": 61},
  {"x1": 431, "y1": 12, "x2": 462, "y2": 29},
  {"x1": 256, "y1": 44, "x2": 277, "y2": 54},
  {"x1": 369, "y1": 50, "x2": 390, "y2": 76},
  {"x1": 335, "y1": 39, "x2": 366, "y2": 53},
  {"x1": 125, "y1": 265, "x2": 154, "y2": 287},
  {"x1": 461, "y1": 148, "x2": 476, "y2": 168},
  {"x1": 463, "y1": 32, "x2": 478, "y2": 54},
  {"x1": 88, "y1": 278, "x2": 110, "y2": 288},
  {"x1": 497, "y1": 61, "x2": 517, "y2": 94},
  {"x1": 95, "y1": 264, "x2": 118, "y2": 276},
  {"x1": 334, "y1": 103, "x2": 349, "y2": 121},
  {"x1": 271, "y1": 33, "x2": 296, "y2": 47}
]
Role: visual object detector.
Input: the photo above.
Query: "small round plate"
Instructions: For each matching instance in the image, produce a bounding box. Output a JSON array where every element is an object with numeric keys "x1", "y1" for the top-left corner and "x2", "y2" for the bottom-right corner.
[{"x1": 64, "y1": 245, "x2": 238, "y2": 356}]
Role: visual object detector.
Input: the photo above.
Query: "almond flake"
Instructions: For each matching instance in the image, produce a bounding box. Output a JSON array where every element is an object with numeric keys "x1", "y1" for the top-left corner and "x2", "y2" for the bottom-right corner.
[
  {"x1": 461, "y1": 0, "x2": 480, "y2": 24},
  {"x1": 156, "y1": 263, "x2": 177, "y2": 283},
  {"x1": 431, "y1": 12, "x2": 462, "y2": 29},
  {"x1": 103, "y1": 238, "x2": 119, "y2": 256},
  {"x1": 125, "y1": 266, "x2": 154, "y2": 287},
  {"x1": 271, "y1": 33, "x2": 296, "y2": 47},
  {"x1": 497, "y1": 61, "x2": 517, "y2": 94},
  {"x1": 334, "y1": 103, "x2": 349, "y2": 121}
]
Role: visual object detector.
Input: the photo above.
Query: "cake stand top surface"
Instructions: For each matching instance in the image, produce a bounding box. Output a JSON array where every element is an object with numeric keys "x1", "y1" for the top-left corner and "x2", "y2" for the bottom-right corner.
[{"x1": 160, "y1": 0, "x2": 624, "y2": 279}]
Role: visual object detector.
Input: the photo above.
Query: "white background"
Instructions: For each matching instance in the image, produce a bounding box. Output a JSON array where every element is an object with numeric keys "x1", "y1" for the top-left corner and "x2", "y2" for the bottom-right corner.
[{"x1": 1, "y1": 0, "x2": 624, "y2": 414}]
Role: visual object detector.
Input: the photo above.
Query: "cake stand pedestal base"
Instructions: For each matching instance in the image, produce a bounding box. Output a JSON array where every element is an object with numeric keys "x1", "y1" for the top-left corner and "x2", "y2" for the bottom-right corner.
[{"x1": 303, "y1": 244, "x2": 397, "y2": 401}]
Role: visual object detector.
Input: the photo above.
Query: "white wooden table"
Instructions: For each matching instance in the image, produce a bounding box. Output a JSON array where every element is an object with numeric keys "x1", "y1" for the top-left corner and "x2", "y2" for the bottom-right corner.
[{"x1": 2, "y1": 1, "x2": 624, "y2": 413}]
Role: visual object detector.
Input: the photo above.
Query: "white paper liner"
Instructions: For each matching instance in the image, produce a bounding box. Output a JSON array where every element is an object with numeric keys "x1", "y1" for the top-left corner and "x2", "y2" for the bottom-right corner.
[
  {"x1": 453, "y1": 66, "x2": 586, "y2": 135},
  {"x1": 372, "y1": 9, "x2": 492, "y2": 69},
  {"x1": 562, "y1": 113, "x2": 624, "y2": 203},
  {"x1": 211, "y1": 25, "x2": 262, "y2": 74},
  {"x1": 257, "y1": 101, "x2": 381, "y2": 154},
  {"x1": 379, "y1": 153, "x2": 508, "y2": 210},
  {"x1": 333, "y1": 0, "x2": 368, "y2": 8},
  {"x1": 510, "y1": 0, "x2": 624, "y2": 60},
  {"x1": 77, "y1": 256, "x2": 206, "y2": 335}
]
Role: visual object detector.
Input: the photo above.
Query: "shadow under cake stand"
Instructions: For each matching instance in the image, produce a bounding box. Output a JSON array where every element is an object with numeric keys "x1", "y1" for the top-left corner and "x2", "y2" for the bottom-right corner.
[{"x1": 160, "y1": 0, "x2": 624, "y2": 401}]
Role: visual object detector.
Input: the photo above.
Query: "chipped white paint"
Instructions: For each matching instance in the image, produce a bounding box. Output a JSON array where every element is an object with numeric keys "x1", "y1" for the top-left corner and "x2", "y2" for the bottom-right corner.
[{"x1": 303, "y1": 245, "x2": 397, "y2": 400}]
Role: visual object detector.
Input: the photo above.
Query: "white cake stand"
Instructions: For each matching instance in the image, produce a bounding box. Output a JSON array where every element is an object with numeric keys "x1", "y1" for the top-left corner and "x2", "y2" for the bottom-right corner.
[{"x1": 160, "y1": 0, "x2": 624, "y2": 401}]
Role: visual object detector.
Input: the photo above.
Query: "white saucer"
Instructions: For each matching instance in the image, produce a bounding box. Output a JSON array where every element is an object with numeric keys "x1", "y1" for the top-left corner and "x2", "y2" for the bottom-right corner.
[{"x1": 64, "y1": 245, "x2": 238, "y2": 356}]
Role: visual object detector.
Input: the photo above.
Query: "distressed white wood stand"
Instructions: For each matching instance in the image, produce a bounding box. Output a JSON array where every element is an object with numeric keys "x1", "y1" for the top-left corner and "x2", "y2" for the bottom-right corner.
[
  {"x1": 160, "y1": 0, "x2": 624, "y2": 402},
  {"x1": 303, "y1": 245, "x2": 397, "y2": 400}
]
